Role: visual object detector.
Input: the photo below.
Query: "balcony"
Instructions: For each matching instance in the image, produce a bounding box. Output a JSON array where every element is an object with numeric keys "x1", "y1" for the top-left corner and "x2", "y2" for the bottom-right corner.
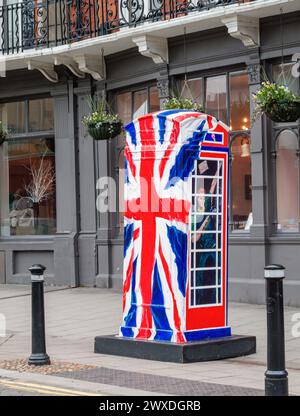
[
  {"x1": 0, "y1": 0, "x2": 251, "y2": 55},
  {"x1": 0, "y1": 0, "x2": 298, "y2": 82}
]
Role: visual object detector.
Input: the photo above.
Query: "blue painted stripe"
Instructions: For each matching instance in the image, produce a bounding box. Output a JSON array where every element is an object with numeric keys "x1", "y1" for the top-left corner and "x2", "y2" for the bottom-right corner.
[
  {"x1": 166, "y1": 225, "x2": 187, "y2": 297},
  {"x1": 201, "y1": 146, "x2": 229, "y2": 153},
  {"x1": 151, "y1": 261, "x2": 172, "y2": 332},
  {"x1": 125, "y1": 121, "x2": 137, "y2": 146},
  {"x1": 154, "y1": 329, "x2": 173, "y2": 342},
  {"x1": 120, "y1": 326, "x2": 134, "y2": 338},
  {"x1": 123, "y1": 223, "x2": 134, "y2": 257},
  {"x1": 123, "y1": 258, "x2": 138, "y2": 329},
  {"x1": 184, "y1": 327, "x2": 231, "y2": 342}
]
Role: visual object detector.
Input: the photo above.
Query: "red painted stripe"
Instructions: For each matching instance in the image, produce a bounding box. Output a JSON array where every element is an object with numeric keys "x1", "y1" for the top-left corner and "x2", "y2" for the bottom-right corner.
[
  {"x1": 123, "y1": 248, "x2": 134, "y2": 312},
  {"x1": 124, "y1": 146, "x2": 136, "y2": 178},
  {"x1": 137, "y1": 115, "x2": 156, "y2": 339}
]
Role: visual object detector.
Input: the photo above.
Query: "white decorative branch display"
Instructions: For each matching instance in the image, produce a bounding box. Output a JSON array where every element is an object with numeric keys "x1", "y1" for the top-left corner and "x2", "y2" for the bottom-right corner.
[{"x1": 24, "y1": 156, "x2": 55, "y2": 204}]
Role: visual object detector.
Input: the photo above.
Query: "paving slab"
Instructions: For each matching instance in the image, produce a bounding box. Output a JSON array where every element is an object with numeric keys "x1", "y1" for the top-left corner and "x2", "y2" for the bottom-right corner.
[{"x1": 0, "y1": 287, "x2": 299, "y2": 395}]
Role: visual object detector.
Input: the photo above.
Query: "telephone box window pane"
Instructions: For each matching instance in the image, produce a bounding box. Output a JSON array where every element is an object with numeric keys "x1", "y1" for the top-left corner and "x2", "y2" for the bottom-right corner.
[
  {"x1": 195, "y1": 269, "x2": 216, "y2": 287},
  {"x1": 196, "y1": 288, "x2": 216, "y2": 305},
  {"x1": 191, "y1": 290, "x2": 195, "y2": 306},
  {"x1": 195, "y1": 251, "x2": 217, "y2": 268},
  {"x1": 217, "y1": 288, "x2": 222, "y2": 304},
  {"x1": 196, "y1": 177, "x2": 219, "y2": 196},
  {"x1": 217, "y1": 269, "x2": 222, "y2": 285},
  {"x1": 192, "y1": 232, "x2": 216, "y2": 250},
  {"x1": 197, "y1": 159, "x2": 219, "y2": 176}
]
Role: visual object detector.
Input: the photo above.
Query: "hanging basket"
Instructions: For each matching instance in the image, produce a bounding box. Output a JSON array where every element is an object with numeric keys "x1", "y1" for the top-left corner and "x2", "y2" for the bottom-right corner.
[
  {"x1": 264, "y1": 99, "x2": 300, "y2": 123},
  {"x1": 87, "y1": 121, "x2": 122, "y2": 140}
]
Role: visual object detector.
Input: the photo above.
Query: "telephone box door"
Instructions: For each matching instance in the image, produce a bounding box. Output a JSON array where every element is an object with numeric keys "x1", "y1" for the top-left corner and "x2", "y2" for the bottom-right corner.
[{"x1": 186, "y1": 150, "x2": 229, "y2": 333}]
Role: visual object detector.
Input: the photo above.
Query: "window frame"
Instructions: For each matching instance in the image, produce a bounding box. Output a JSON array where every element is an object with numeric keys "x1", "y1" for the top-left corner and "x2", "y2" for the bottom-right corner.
[{"x1": 271, "y1": 126, "x2": 300, "y2": 235}]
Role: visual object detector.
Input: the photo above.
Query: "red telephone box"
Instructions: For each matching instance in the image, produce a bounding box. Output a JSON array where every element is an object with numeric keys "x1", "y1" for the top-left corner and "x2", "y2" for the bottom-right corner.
[{"x1": 119, "y1": 110, "x2": 231, "y2": 342}]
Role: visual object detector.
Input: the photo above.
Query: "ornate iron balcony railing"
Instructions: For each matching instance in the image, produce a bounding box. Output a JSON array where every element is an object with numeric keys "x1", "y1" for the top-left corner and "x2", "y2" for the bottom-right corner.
[{"x1": 0, "y1": 0, "x2": 250, "y2": 55}]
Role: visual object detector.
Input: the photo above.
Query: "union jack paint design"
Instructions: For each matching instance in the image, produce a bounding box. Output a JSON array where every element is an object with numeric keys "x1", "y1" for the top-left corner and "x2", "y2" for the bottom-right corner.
[{"x1": 119, "y1": 110, "x2": 230, "y2": 343}]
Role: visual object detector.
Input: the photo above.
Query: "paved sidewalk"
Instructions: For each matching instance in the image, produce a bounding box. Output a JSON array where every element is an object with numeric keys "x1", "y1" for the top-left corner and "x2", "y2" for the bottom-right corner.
[{"x1": 0, "y1": 285, "x2": 299, "y2": 395}]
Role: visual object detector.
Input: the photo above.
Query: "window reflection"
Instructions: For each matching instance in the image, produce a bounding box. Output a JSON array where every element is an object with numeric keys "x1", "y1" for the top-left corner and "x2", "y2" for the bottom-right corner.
[
  {"x1": 273, "y1": 63, "x2": 299, "y2": 96},
  {"x1": 29, "y1": 98, "x2": 54, "y2": 132},
  {"x1": 133, "y1": 90, "x2": 147, "y2": 119},
  {"x1": 229, "y1": 72, "x2": 250, "y2": 131},
  {"x1": 0, "y1": 101, "x2": 25, "y2": 134},
  {"x1": 205, "y1": 75, "x2": 227, "y2": 123},
  {"x1": 230, "y1": 134, "x2": 252, "y2": 231},
  {"x1": 276, "y1": 130, "x2": 299, "y2": 232},
  {"x1": 180, "y1": 78, "x2": 204, "y2": 106}
]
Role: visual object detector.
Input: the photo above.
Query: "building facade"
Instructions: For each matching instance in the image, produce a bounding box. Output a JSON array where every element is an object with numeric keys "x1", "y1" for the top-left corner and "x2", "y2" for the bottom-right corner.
[{"x1": 0, "y1": 0, "x2": 300, "y2": 306}]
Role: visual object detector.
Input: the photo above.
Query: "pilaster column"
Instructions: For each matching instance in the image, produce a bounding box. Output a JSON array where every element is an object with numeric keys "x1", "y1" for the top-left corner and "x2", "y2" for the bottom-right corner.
[
  {"x1": 246, "y1": 52, "x2": 269, "y2": 274},
  {"x1": 51, "y1": 81, "x2": 79, "y2": 286},
  {"x1": 157, "y1": 65, "x2": 170, "y2": 109},
  {"x1": 74, "y1": 80, "x2": 98, "y2": 286},
  {"x1": 93, "y1": 81, "x2": 112, "y2": 288}
]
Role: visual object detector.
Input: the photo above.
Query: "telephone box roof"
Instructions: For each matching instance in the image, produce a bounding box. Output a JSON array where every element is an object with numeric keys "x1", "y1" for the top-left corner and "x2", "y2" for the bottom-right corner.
[{"x1": 124, "y1": 110, "x2": 229, "y2": 148}]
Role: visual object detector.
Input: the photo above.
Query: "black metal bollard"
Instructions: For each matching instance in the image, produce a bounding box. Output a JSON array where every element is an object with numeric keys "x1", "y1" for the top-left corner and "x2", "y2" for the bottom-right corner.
[
  {"x1": 264, "y1": 264, "x2": 288, "y2": 396},
  {"x1": 28, "y1": 264, "x2": 50, "y2": 366}
]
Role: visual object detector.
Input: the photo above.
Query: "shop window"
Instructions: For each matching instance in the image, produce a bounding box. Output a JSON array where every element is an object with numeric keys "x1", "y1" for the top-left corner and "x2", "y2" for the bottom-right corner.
[
  {"x1": 0, "y1": 98, "x2": 56, "y2": 236},
  {"x1": 230, "y1": 134, "x2": 252, "y2": 231},
  {"x1": 276, "y1": 129, "x2": 299, "y2": 233},
  {"x1": 0, "y1": 101, "x2": 26, "y2": 134}
]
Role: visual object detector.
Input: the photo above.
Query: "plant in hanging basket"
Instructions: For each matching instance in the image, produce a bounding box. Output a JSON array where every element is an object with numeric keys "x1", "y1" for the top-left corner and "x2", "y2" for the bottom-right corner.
[
  {"x1": 163, "y1": 96, "x2": 204, "y2": 112},
  {"x1": 253, "y1": 81, "x2": 300, "y2": 123},
  {"x1": 82, "y1": 96, "x2": 123, "y2": 140},
  {"x1": 0, "y1": 121, "x2": 7, "y2": 145}
]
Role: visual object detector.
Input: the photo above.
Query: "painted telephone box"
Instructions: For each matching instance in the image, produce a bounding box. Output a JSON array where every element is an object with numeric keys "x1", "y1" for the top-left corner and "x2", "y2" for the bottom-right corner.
[{"x1": 119, "y1": 110, "x2": 230, "y2": 343}]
